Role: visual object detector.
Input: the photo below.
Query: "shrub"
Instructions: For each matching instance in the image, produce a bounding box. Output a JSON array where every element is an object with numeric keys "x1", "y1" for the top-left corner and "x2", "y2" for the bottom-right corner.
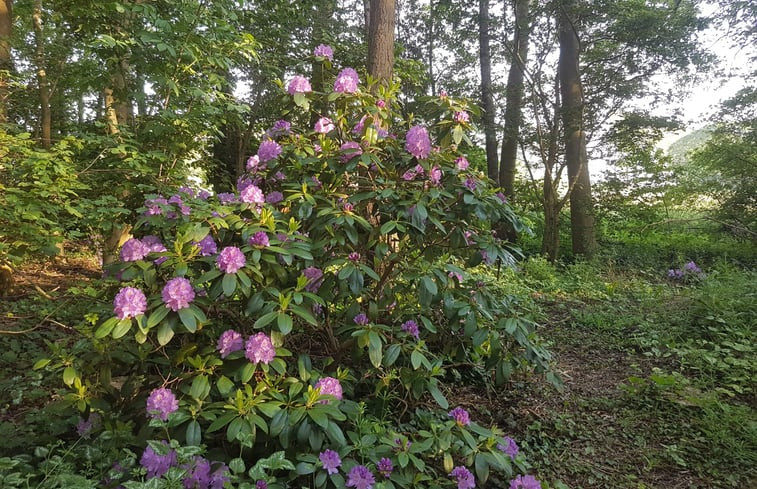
[{"x1": 39, "y1": 53, "x2": 551, "y2": 488}]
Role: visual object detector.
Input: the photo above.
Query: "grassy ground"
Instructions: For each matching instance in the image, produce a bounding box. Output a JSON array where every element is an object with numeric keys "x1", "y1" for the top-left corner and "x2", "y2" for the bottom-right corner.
[
  {"x1": 1, "y1": 243, "x2": 755, "y2": 488},
  {"x1": 487, "y1": 257, "x2": 757, "y2": 489}
]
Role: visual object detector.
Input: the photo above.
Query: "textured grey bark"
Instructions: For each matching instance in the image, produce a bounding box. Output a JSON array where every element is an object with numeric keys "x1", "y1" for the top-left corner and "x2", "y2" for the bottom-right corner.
[{"x1": 479, "y1": 0, "x2": 498, "y2": 182}]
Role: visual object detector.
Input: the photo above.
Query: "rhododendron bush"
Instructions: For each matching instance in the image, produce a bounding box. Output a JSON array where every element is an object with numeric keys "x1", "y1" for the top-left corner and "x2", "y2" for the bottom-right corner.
[{"x1": 51, "y1": 51, "x2": 551, "y2": 488}]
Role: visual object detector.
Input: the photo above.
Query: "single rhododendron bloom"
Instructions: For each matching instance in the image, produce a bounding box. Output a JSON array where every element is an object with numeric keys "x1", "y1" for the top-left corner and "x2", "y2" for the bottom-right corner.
[
  {"x1": 313, "y1": 44, "x2": 334, "y2": 60},
  {"x1": 510, "y1": 474, "x2": 542, "y2": 489},
  {"x1": 454, "y1": 111, "x2": 470, "y2": 123},
  {"x1": 448, "y1": 407, "x2": 471, "y2": 426},
  {"x1": 146, "y1": 387, "x2": 179, "y2": 421},
  {"x1": 405, "y1": 125, "x2": 431, "y2": 159},
  {"x1": 334, "y1": 68, "x2": 360, "y2": 93},
  {"x1": 240, "y1": 184, "x2": 265, "y2": 205},
  {"x1": 450, "y1": 466, "x2": 475, "y2": 489},
  {"x1": 217, "y1": 330, "x2": 244, "y2": 358},
  {"x1": 315, "y1": 377, "x2": 343, "y2": 402},
  {"x1": 113, "y1": 287, "x2": 147, "y2": 320},
  {"x1": 120, "y1": 238, "x2": 148, "y2": 262},
  {"x1": 340, "y1": 141, "x2": 362, "y2": 162},
  {"x1": 216, "y1": 246, "x2": 246, "y2": 274},
  {"x1": 498, "y1": 436, "x2": 519, "y2": 460},
  {"x1": 194, "y1": 235, "x2": 217, "y2": 256},
  {"x1": 346, "y1": 465, "x2": 375, "y2": 489},
  {"x1": 302, "y1": 266, "x2": 324, "y2": 292},
  {"x1": 288, "y1": 75, "x2": 312, "y2": 95},
  {"x1": 377, "y1": 458, "x2": 393, "y2": 478},
  {"x1": 314, "y1": 117, "x2": 335, "y2": 134},
  {"x1": 456, "y1": 156, "x2": 470, "y2": 170},
  {"x1": 245, "y1": 332, "x2": 275, "y2": 364},
  {"x1": 161, "y1": 277, "x2": 195, "y2": 311},
  {"x1": 140, "y1": 442, "x2": 177, "y2": 478},
  {"x1": 319, "y1": 449, "x2": 341, "y2": 475},
  {"x1": 401, "y1": 320, "x2": 419, "y2": 339},
  {"x1": 249, "y1": 231, "x2": 270, "y2": 247},
  {"x1": 257, "y1": 139, "x2": 282, "y2": 163}
]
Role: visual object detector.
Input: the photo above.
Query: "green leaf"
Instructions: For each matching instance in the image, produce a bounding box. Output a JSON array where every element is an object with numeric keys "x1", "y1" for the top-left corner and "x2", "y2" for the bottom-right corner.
[
  {"x1": 178, "y1": 307, "x2": 197, "y2": 332},
  {"x1": 157, "y1": 322, "x2": 174, "y2": 346},
  {"x1": 348, "y1": 269, "x2": 364, "y2": 294},
  {"x1": 428, "y1": 380, "x2": 448, "y2": 409},
  {"x1": 33, "y1": 358, "x2": 52, "y2": 370},
  {"x1": 146, "y1": 306, "x2": 170, "y2": 329},
  {"x1": 254, "y1": 311, "x2": 278, "y2": 329},
  {"x1": 277, "y1": 313, "x2": 293, "y2": 334},
  {"x1": 222, "y1": 273, "x2": 237, "y2": 296},
  {"x1": 63, "y1": 366, "x2": 76, "y2": 386},
  {"x1": 111, "y1": 319, "x2": 132, "y2": 339},
  {"x1": 190, "y1": 375, "x2": 210, "y2": 400},
  {"x1": 384, "y1": 344, "x2": 401, "y2": 366},
  {"x1": 367, "y1": 331, "x2": 382, "y2": 368},
  {"x1": 216, "y1": 376, "x2": 234, "y2": 396},
  {"x1": 186, "y1": 420, "x2": 202, "y2": 446},
  {"x1": 95, "y1": 317, "x2": 119, "y2": 339},
  {"x1": 207, "y1": 412, "x2": 237, "y2": 433}
]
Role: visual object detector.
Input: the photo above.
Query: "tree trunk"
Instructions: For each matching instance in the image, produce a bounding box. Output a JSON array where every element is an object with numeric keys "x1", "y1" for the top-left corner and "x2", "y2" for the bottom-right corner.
[
  {"x1": 0, "y1": 0, "x2": 11, "y2": 124},
  {"x1": 367, "y1": 0, "x2": 395, "y2": 85},
  {"x1": 427, "y1": 0, "x2": 435, "y2": 95},
  {"x1": 558, "y1": 0, "x2": 597, "y2": 256},
  {"x1": 32, "y1": 0, "x2": 50, "y2": 148},
  {"x1": 500, "y1": 0, "x2": 531, "y2": 198},
  {"x1": 479, "y1": 0, "x2": 498, "y2": 182},
  {"x1": 541, "y1": 184, "x2": 560, "y2": 262}
]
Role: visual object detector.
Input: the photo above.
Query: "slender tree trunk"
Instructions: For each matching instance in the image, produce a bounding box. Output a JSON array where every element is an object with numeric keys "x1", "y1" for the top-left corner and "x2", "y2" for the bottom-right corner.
[
  {"x1": 479, "y1": 0, "x2": 498, "y2": 182},
  {"x1": 558, "y1": 0, "x2": 597, "y2": 256},
  {"x1": 500, "y1": 0, "x2": 531, "y2": 197},
  {"x1": 540, "y1": 89, "x2": 563, "y2": 261},
  {"x1": 0, "y1": 0, "x2": 11, "y2": 124},
  {"x1": 32, "y1": 0, "x2": 50, "y2": 148},
  {"x1": 427, "y1": 0, "x2": 435, "y2": 95},
  {"x1": 367, "y1": 0, "x2": 395, "y2": 85},
  {"x1": 542, "y1": 185, "x2": 560, "y2": 261}
]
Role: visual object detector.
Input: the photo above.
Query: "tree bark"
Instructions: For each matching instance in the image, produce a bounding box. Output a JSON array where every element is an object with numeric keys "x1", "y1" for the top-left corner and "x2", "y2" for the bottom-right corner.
[
  {"x1": 0, "y1": 0, "x2": 11, "y2": 124},
  {"x1": 500, "y1": 0, "x2": 531, "y2": 198},
  {"x1": 367, "y1": 0, "x2": 395, "y2": 86},
  {"x1": 32, "y1": 0, "x2": 50, "y2": 148},
  {"x1": 558, "y1": 0, "x2": 597, "y2": 256},
  {"x1": 479, "y1": 0, "x2": 498, "y2": 182}
]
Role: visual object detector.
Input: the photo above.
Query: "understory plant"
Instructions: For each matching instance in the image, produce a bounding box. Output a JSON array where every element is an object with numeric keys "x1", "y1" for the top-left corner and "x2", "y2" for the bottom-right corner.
[{"x1": 39, "y1": 50, "x2": 552, "y2": 489}]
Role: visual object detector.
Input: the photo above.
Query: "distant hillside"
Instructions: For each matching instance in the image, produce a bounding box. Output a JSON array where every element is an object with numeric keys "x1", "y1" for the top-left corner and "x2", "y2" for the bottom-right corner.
[{"x1": 667, "y1": 127, "x2": 713, "y2": 164}]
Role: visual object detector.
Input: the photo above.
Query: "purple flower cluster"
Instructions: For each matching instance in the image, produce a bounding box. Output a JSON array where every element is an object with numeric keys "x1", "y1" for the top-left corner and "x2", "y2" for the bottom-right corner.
[
  {"x1": 257, "y1": 139, "x2": 282, "y2": 163},
  {"x1": 456, "y1": 156, "x2": 470, "y2": 170},
  {"x1": 334, "y1": 68, "x2": 360, "y2": 93},
  {"x1": 498, "y1": 436, "x2": 519, "y2": 460},
  {"x1": 348, "y1": 252, "x2": 361, "y2": 262},
  {"x1": 142, "y1": 235, "x2": 168, "y2": 264},
  {"x1": 354, "y1": 313, "x2": 369, "y2": 325},
  {"x1": 340, "y1": 141, "x2": 363, "y2": 162},
  {"x1": 249, "y1": 231, "x2": 270, "y2": 247},
  {"x1": 450, "y1": 466, "x2": 475, "y2": 489},
  {"x1": 430, "y1": 165, "x2": 443, "y2": 185},
  {"x1": 216, "y1": 246, "x2": 246, "y2": 274},
  {"x1": 448, "y1": 407, "x2": 471, "y2": 426},
  {"x1": 217, "y1": 330, "x2": 244, "y2": 358},
  {"x1": 346, "y1": 465, "x2": 375, "y2": 489},
  {"x1": 405, "y1": 125, "x2": 431, "y2": 159},
  {"x1": 463, "y1": 177, "x2": 477, "y2": 191},
  {"x1": 401, "y1": 320, "x2": 419, "y2": 339},
  {"x1": 313, "y1": 44, "x2": 334, "y2": 60},
  {"x1": 266, "y1": 120, "x2": 292, "y2": 139},
  {"x1": 245, "y1": 332, "x2": 275, "y2": 364},
  {"x1": 120, "y1": 238, "x2": 148, "y2": 262},
  {"x1": 241, "y1": 184, "x2": 265, "y2": 205},
  {"x1": 453, "y1": 111, "x2": 470, "y2": 124},
  {"x1": 140, "y1": 442, "x2": 177, "y2": 478},
  {"x1": 146, "y1": 387, "x2": 179, "y2": 421},
  {"x1": 194, "y1": 235, "x2": 217, "y2": 256},
  {"x1": 76, "y1": 412, "x2": 101, "y2": 438},
  {"x1": 113, "y1": 286, "x2": 147, "y2": 320},
  {"x1": 668, "y1": 261, "x2": 704, "y2": 280},
  {"x1": 302, "y1": 266, "x2": 324, "y2": 292},
  {"x1": 377, "y1": 458, "x2": 393, "y2": 478},
  {"x1": 510, "y1": 475, "x2": 542, "y2": 489},
  {"x1": 183, "y1": 456, "x2": 230, "y2": 489},
  {"x1": 217, "y1": 192, "x2": 237, "y2": 204},
  {"x1": 314, "y1": 117, "x2": 335, "y2": 134},
  {"x1": 319, "y1": 449, "x2": 341, "y2": 474},
  {"x1": 144, "y1": 196, "x2": 168, "y2": 216},
  {"x1": 402, "y1": 164, "x2": 425, "y2": 181},
  {"x1": 161, "y1": 277, "x2": 195, "y2": 311},
  {"x1": 266, "y1": 191, "x2": 284, "y2": 204},
  {"x1": 288, "y1": 75, "x2": 312, "y2": 95},
  {"x1": 314, "y1": 376, "x2": 343, "y2": 402}
]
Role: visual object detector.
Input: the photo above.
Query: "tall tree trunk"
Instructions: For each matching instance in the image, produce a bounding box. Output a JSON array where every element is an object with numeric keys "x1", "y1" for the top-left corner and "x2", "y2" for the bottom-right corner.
[
  {"x1": 0, "y1": 0, "x2": 11, "y2": 124},
  {"x1": 479, "y1": 0, "x2": 498, "y2": 182},
  {"x1": 367, "y1": 0, "x2": 395, "y2": 85},
  {"x1": 32, "y1": 0, "x2": 50, "y2": 148},
  {"x1": 426, "y1": 0, "x2": 436, "y2": 95},
  {"x1": 558, "y1": 0, "x2": 597, "y2": 256},
  {"x1": 500, "y1": 0, "x2": 531, "y2": 198}
]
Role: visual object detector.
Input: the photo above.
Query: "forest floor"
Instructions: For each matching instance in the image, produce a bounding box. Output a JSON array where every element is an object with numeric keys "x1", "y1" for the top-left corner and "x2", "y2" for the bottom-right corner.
[{"x1": 1, "y1": 254, "x2": 755, "y2": 489}]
